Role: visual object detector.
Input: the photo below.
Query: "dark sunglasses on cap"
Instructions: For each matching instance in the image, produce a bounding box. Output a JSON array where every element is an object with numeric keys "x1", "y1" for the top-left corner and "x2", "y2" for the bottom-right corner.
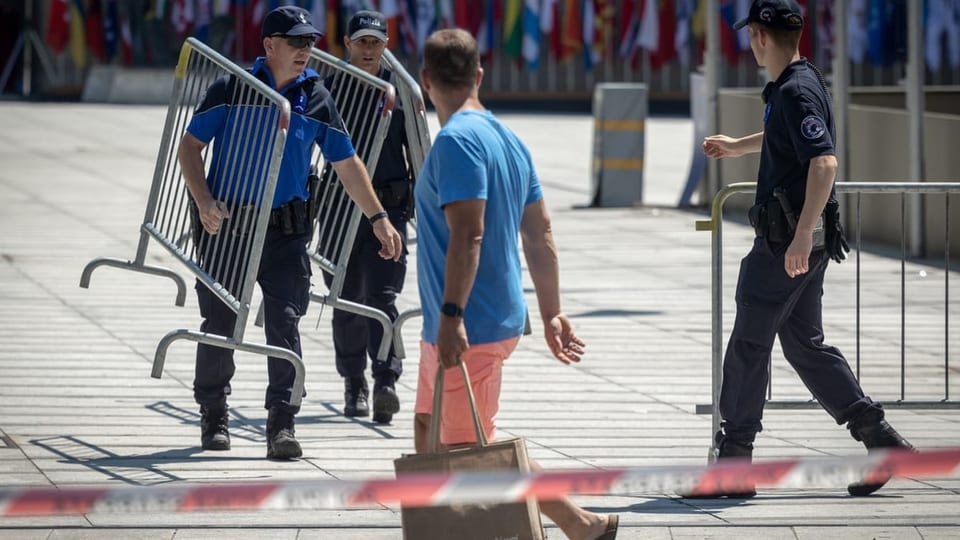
[{"x1": 272, "y1": 34, "x2": 317, "y2": 49}]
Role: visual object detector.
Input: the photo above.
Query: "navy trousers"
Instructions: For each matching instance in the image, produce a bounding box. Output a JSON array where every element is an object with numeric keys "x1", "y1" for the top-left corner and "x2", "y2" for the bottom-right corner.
[
  {"x1": 193, "y1": 227, "x2": 312, "y2": 413},
  {"x1": 719, "y1": 237, "x2": 882, "y2": 443},
  {"x1": 323, "y1": 210, "x2": 407, "y2": 384}
]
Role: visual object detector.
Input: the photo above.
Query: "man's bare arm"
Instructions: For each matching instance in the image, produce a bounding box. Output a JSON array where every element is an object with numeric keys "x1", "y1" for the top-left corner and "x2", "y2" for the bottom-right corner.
[
  {"x1": 703, "y1": 132, "x2": 764, "y2": 159},
  {"x1": 442, "y1": 199, "x2": 485, "y2": 310},
  {"x1": 520, "y1": 199, "x2": 584, "y2": 364},
  {"x1": 519, "y1": 199, "x2": 561, "y2": 321},
  {"x1": 331, "y1": 154, "x2": 403, "y2": 260},
  {"x1": 784, "y1": 154, "x2": 837, "y2": 277},
  {"x1": 178, "y1": 133, "x2": 228, "y2": 234}
]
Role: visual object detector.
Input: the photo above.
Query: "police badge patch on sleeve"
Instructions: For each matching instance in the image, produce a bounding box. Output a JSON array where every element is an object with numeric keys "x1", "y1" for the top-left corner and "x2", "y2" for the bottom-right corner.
[{"x1": 801, "y1": 115, "x2": 826, "y2": 140}]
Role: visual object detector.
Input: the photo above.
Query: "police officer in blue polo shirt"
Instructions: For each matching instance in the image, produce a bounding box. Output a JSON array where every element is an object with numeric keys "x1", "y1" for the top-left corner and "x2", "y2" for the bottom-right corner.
[
  {"x1": 701, "y1": 0, "x2": 914, "y2": 497},
  {"x1": 322, "y1": 10, "x2": 413, "y2": 425},
  {"x1": 178, "y1": 6, "x2": 402, "y2": 460}
]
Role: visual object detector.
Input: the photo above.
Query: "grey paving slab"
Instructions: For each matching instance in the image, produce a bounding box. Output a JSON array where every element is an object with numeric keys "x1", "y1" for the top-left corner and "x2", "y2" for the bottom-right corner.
[{"x1": 1, "y1": 102, "x2": 959, "y2": 539}]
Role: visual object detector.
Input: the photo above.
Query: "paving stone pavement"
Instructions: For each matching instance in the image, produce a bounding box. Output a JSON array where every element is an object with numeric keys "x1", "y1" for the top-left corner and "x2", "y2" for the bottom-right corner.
[{"x1": 0, "y1": 102, "x2": 958, "y2": 539}]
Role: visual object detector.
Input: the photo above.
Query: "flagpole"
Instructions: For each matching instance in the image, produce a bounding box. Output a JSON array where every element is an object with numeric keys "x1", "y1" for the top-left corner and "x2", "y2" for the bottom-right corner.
[{"x1": 0, "y1": 0, "x2": 58, "y2": 97}]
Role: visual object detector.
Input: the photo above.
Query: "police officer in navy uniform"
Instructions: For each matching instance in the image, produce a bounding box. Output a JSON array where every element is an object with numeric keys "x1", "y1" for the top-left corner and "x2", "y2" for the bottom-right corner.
[
  {"x1": 323, "y1": 10, "x2": 413, "y2": 424},
  {"x1": 701, "y1": 0, "x2": 914, "y2": 497},
  {"x1": 178, "y1": 6, "x2": 402, "y2": 460}
]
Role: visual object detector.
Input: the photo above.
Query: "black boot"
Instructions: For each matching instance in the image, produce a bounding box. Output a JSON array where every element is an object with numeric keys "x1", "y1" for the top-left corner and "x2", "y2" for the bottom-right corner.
[
  {"x1": 343, "y1": 377, "x2": 370, "y2": 418},
  {"x1": 266, "y1": 406, "x2": 302, "y2": 460},
  {"x1": 372, "y1": 376, "x2": 400, "y2": 424},
  {"x1": 713, "y1": 431, "x2": 757, "y2": 498},
  {"x1": 199, "y1": 401, "x2": 230, "y2": 451},
  {"x1": 847, "y1": 419, "x2": 915, "y2": 496},
  {"x1": 682, "y1": 431, "x2": 756, "y2": 498}
]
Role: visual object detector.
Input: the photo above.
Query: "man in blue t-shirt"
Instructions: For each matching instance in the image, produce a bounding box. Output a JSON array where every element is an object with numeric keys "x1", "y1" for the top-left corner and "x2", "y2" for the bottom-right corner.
[
  {"x1": 412, "y1": 28, "x2": 618, "y2": 540},
  {"x1": 178, "y1": 6, "x2": 402, "y2": 461}
]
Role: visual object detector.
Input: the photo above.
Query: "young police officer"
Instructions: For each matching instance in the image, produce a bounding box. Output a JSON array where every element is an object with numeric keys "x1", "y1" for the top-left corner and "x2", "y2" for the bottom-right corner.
[
  {"x1": 701, "y1": 0, "x2": 914, "y2": 497},
  {"x1": 178, "y1": 6, "x2": 402, "y2": 460},
  {"x1": 322, "y1": 10, "x2": 413, "y2": 425}
]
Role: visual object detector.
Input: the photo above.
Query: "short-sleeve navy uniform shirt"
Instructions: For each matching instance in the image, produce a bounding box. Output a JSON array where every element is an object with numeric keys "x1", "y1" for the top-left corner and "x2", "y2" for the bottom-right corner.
[
  {"x1": 188, "y1": 57, "x2": 355, "y2": 209},
  {"x1": 757, "y1": 59, "x2": 836, "y2": 209}
]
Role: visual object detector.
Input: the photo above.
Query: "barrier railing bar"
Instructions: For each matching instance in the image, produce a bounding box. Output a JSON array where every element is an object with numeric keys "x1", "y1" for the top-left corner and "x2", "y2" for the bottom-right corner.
[{"x1": 695, "y1": 182, "x2": 960, "y2": 427}]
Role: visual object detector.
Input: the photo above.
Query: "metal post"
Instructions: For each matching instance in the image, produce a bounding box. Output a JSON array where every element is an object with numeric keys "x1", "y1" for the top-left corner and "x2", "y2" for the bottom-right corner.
[
  {"x1": 832, "y1": 0, "x2": 849, "y2": 185},
  {"x1": 705, "y1": 0, "x2": 720, "y2": 197},
  {"x1": 906, "y1": 0, "x2": 926, "y2": 257},
  {"x1": 0, "y1": 0, "x2": 57, "y2": 97},
  {"x1": 21, "y1": 0, "x2": 32, "y2": 96}
]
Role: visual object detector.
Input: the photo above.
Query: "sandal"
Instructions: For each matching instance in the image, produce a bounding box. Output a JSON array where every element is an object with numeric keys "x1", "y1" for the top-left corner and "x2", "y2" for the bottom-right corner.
[{"x1": 595, "y1": 514, "x2": 619, "y2": 540}]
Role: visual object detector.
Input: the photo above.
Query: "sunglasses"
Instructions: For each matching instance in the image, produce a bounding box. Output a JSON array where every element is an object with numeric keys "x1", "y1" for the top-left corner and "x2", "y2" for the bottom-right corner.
[{"x1": 272, "y1": 34, "x2": 316, "y2": 49}]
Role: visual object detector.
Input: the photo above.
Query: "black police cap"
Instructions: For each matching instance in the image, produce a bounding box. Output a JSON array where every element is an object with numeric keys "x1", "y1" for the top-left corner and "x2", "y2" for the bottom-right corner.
[
  {"x1": 261, "y1": 6, "x2": 322, "y2": 39},
  {"x1": 733, "y1": 0, "x2": 804, "y2": 31}
]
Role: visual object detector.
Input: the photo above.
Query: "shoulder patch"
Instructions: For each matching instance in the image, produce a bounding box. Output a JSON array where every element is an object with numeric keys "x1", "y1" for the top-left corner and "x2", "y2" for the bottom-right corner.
[{"x1": 800, "y1": 115, "x2": 826, "y2": 140}]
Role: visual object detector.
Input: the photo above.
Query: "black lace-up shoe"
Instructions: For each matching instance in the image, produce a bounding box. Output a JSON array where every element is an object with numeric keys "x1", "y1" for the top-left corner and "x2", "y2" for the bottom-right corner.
[
  {"x1": 343, "y1": 377, "x2": 370, "y2": 417},
  {"x1": 372, "y1": 382, "x2": 400, "y2": 424},
  {"x1": 682, "y1": 431, "x2": 756, "y2": 498},
  {"x1": 266, "y1": 406, "x2": 302, "y2": 460},
  {"x1": 847, "y1": 419, "x2": 915, "y2": 496},
  {"x1": 199, "y1": 402, "x2": 230, "y2": 451}
]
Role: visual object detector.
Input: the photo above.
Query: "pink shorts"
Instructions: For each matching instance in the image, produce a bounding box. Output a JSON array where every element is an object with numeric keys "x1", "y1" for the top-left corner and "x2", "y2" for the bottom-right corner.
[{"x1": 414, "y1": 337, "x2": 521, "y2": 446}]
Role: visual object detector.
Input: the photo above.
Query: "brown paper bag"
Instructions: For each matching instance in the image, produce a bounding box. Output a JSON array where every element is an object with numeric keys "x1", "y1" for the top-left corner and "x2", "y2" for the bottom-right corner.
[{"x1": 394, "y1": 362, "x2": 545, "y2": 540}]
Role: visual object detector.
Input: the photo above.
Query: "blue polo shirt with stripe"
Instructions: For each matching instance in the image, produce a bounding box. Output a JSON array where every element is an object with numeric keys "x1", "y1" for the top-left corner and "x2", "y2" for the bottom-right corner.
[{"x1": 187, "y1": 57, "x2": 355, "y2": 208}]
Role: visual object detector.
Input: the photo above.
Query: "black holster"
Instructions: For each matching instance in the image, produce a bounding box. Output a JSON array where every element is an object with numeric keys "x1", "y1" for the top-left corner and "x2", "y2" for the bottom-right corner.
[
  {"x1": 748, "y1": 200, "x2": 791, "y2": 243},
  {"x1": 307, "y1": 165, "x2": 321, "y2": 227},
  {"x1": 269, "y1": 199, "x2": 309, "y2": 236}
]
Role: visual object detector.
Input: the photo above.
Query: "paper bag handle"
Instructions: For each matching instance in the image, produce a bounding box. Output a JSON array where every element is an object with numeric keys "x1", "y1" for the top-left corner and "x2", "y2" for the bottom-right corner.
[{"x1": 427, "y1": 360, "x2": 488, "y2": 454}]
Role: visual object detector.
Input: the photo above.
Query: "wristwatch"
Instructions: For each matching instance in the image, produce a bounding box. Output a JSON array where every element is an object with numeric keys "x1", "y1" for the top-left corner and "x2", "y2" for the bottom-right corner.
[{"x1": 440, "y1": 302, "x2": 464, "y2": 318}]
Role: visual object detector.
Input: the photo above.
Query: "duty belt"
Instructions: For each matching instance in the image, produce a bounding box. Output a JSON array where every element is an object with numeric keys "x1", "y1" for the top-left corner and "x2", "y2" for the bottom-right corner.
[
  {"x1": 374, "y1": 179, "x2": 413, "y2": 208},
  {"x1": 268, "y1": 198, "x2": 309, "y2": 235}
]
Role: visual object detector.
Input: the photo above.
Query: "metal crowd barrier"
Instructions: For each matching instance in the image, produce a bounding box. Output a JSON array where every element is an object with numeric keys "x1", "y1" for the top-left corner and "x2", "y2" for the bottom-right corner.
[
  {"x1": 271, "y1": 48, "x2": 431, "y2": 363},
  {"x1": 382, "y1": 49, "x2": 431, "y2": 186},
  {"x1": 696, "y1": 182, "x2": 960, "y2": 455},
  {"x1": 80, "y1": 37, "x2": 306, "y2": 405},
  {"x1": 382, "y1": 48, "x2": 431, "y2": 359}
]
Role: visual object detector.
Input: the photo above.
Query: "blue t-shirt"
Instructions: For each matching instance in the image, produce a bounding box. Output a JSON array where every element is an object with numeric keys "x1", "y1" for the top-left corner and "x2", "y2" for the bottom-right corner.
[
  {"x1": 187, "y1": 58, "x2": 355, "y2": 208},
  {"x1": 415, "y1": 110, "x2": 543, "y2": 345}
]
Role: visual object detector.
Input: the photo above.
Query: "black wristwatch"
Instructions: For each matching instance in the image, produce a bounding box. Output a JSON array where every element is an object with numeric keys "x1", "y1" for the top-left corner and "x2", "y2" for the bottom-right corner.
[{"x1": 440, "y1": 302, "x2": 464, "y2": 318}]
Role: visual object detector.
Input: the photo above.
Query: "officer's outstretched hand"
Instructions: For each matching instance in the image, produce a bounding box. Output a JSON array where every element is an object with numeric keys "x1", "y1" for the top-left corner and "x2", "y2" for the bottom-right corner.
[
  {"x1": 545, "y1": 313, "x2": 585, "y2": 365},
  {"x1": 785, "y1": 233, "x2": 813, "y2": 278},
  {"x1": 703, "y1": 135, "x2": 747, "y2": 159},
  {"x1": 372, "y1": 219, "x2": 403, "y2": 261},
  {"x1": 199, "y1": 200, "x2": 231, "y2": 235}
]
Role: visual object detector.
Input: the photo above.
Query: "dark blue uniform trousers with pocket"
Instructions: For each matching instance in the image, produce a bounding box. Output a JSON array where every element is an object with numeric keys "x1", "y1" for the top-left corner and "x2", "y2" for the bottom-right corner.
[
  {"x1": 193, "y1": 227, "x2": 312, "y2": 413},
  {"x1": 322, "y1": 209, "x2": 406, "y2": 384},
  {"x1": 719, "y1": 237, "x2": 882, "y2": 443}
]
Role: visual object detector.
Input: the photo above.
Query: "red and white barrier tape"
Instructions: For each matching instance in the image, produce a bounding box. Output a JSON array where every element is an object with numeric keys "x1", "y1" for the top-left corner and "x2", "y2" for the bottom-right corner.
[{"x1": 1, "y1": 448, "x2": 956, "y2": 516}]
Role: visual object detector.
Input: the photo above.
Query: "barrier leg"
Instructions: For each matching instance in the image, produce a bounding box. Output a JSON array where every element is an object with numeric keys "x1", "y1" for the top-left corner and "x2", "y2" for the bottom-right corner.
[
  {"x1": 152, "y1": 329, "x2": 306, "y2": 408},
  {"x1": 309, "y1": 293, "x2": 393, "y2": 361},
  {"x1": 392, "y1": 308, "x2": 421, "y2": 360},
  {"x1": 80, "y1": 257, "x2": 187, "y2": 307}
]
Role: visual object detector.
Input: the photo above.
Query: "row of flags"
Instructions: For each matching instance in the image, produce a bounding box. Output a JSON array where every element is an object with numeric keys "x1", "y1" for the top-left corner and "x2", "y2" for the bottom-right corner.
[
  {"x1": 42, "y1": 0, "x2": 960, "y2": 72},
  {"x1": 45, "y1": 0, "x2": 131, "y2": 69}
]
